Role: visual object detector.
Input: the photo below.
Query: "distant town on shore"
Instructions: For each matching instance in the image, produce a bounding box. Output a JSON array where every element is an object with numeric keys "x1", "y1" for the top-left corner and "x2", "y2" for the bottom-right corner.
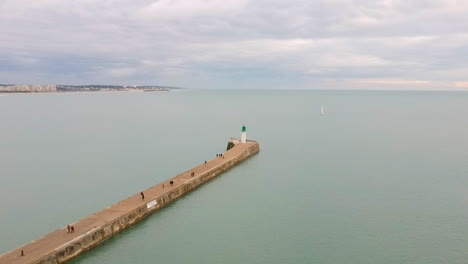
[{"x1": 0, "y1": 84, "x2": 182, "y2": 93}]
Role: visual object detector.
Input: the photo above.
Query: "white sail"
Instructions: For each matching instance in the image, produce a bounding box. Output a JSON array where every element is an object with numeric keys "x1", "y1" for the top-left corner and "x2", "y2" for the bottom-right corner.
[{"x1": 321, "y1": 104, "x2": 325, "y2": 115}]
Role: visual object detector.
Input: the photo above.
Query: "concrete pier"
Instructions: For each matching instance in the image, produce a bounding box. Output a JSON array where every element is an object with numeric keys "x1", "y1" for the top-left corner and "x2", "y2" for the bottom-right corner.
[{"x1": 0, "y1": 140, "x2": 259, "y2": 264}]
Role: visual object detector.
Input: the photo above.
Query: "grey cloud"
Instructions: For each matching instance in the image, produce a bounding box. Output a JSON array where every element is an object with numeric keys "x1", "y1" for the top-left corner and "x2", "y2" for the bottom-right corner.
[{"x1": 0, "y1": 0, "x2": 468, "y2": 89}]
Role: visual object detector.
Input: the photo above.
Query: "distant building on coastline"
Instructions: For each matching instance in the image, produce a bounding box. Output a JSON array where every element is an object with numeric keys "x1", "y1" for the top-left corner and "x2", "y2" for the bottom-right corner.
[
  {"x1": 0, "y1": 84, "x2": 179, "y2": 93},
  {"x1": 0, "y1": 84, "x2": 56, "y2": 93}
]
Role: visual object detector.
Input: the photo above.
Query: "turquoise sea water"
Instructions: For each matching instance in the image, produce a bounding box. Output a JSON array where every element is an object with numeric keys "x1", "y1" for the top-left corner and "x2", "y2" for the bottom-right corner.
[{"x1": 1, "y1": 90, "x2": 468, "y2": 263}]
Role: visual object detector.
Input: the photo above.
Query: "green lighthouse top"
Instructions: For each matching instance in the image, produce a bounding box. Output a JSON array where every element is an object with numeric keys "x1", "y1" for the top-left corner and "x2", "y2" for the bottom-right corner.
[{"x1": 242, "y1": 126, "x2": 246, "y2": 132}]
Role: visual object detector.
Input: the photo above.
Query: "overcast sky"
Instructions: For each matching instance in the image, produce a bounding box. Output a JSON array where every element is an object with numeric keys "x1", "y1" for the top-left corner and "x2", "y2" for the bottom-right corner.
[{"x1": 1, "y1": 0, "x2": 468, "y2": 90}]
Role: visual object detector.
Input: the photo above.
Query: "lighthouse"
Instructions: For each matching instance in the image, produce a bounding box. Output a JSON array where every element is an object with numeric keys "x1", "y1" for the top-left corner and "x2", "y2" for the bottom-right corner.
[{"x1": 241, "y1": 126, "x2": 247, "y2": 143}]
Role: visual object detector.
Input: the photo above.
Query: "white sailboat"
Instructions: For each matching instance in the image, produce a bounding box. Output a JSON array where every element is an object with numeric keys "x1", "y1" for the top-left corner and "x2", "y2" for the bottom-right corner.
[{"x1": 320, "y1": 104, "x2": 325, "y2": 115}]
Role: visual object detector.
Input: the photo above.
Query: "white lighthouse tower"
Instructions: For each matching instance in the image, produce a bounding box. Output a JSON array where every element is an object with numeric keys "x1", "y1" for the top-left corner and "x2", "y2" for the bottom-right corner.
[{"x1": 241, "y1": 125, "x2": 247, "y2": 143}]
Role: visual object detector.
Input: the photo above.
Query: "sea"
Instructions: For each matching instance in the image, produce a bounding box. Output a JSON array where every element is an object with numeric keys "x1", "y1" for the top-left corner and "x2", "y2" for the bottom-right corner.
[{"x1": 1, "y1": 90, "x2": 468, "y2": 263}]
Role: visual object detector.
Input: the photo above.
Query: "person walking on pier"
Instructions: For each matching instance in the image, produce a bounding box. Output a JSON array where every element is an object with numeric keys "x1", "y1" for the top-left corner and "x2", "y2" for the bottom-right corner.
[
  {"x1": 71, "y1": 226, "x2": 75, "y2": 233},
  {"x1": 140, "y1": 192, "x2": 145, "y2": 200},
  {"x1": 67, "y1": 225, "x2": 71, "y2": 233}
]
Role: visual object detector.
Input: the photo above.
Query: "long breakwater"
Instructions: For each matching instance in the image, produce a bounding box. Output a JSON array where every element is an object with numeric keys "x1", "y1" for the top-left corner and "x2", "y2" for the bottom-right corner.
[{"x1": 0, "y1": 140, "x2": 259, "y2": 264}]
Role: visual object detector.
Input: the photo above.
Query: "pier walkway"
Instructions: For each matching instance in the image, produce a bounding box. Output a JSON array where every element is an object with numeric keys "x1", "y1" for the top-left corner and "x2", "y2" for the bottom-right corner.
[{"x1": 0, "y1": 141, "x2": 259, "y2": 264}]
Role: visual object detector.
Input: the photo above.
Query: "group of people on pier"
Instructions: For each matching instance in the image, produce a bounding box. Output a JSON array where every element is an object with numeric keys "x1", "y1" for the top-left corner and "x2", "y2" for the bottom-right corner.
[{"x1": 66, "y1": 225, "x2": 75, "y2": 233}]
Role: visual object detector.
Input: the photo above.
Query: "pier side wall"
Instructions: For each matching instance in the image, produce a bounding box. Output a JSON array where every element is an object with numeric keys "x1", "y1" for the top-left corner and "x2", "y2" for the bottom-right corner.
[{"x1": 37, "y1": 142, "x2": 259, "y2": 264}]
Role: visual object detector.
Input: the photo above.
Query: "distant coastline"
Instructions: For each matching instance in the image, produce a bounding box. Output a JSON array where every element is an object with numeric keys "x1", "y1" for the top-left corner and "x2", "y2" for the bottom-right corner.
[{"x1": 0, "y1": 84, "x2": 182, "y2": 93}]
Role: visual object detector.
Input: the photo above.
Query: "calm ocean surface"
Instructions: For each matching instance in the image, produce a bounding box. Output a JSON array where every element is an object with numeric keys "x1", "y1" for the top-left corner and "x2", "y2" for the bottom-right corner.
[{"x1": 1, "y1": 90, "x2": 468, "y2": 263}]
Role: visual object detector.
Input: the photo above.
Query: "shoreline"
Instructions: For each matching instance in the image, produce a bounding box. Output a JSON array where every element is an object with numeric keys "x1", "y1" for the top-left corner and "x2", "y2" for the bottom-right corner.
[{"x1": 0, "y1": 90, "x2": 171, "y2": 94}]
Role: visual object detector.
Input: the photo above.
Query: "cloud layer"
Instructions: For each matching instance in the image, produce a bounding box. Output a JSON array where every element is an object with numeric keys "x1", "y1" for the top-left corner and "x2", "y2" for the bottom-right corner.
[{"x1": 1, "y1": 0, "x2": 468, "y2": 89}]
